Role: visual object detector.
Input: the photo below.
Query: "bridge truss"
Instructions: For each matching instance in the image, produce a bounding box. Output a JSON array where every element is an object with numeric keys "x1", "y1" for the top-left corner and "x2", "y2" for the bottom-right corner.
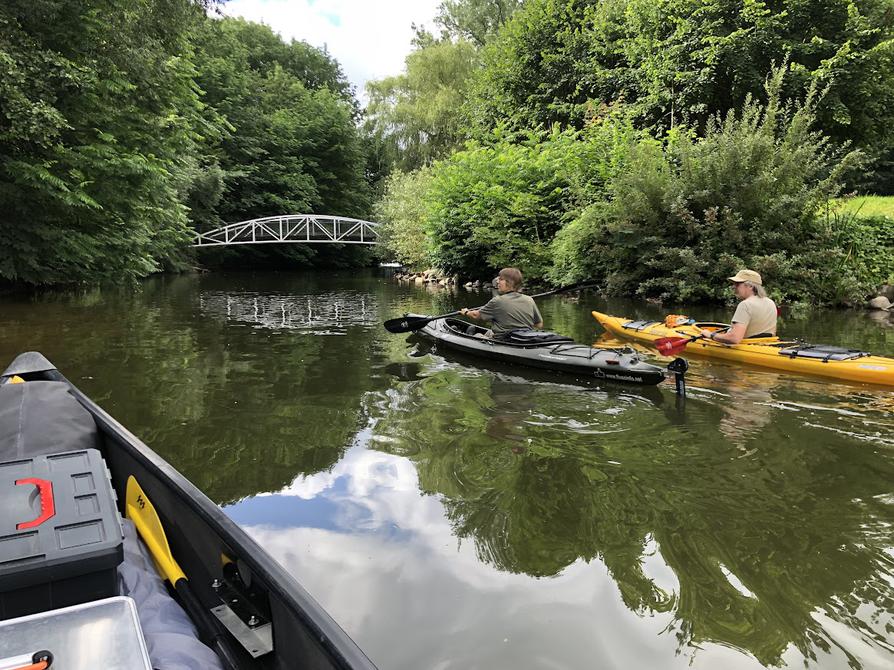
[{"x1": 193, "y1": 214, "x2": 380, "y2": 247}]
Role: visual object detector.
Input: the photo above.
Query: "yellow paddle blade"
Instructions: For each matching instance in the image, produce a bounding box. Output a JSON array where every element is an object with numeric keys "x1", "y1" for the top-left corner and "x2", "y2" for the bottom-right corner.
[
  {"x1": 9, "y1": 376, "x2": 24, "y2": 384},
  {"x1": 126, "y1": 475, "x2": 186, "y2": 585}
]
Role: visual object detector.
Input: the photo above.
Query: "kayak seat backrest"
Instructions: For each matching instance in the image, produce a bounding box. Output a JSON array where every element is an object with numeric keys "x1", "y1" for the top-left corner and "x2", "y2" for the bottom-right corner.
[
  {"x1": 622, "y1": 320, "x2": 661, "y2": 332},
  {"x1": 777, "y1": 345, "x2": 871, "y2": 362},
  {"x1": 0, "y1": 381, "x2": 100, "y2": 462},
  {"x1": 506, "y1": 329, "x2": 575, "y2": 345}
]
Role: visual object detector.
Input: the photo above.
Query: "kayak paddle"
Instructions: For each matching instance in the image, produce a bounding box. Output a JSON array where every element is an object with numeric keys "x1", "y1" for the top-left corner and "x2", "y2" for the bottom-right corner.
[
  {"x1": 126, "y1": 476, "x2": 241, "y2": 670},
  {"x1": 383, "y1": 281, "x2": 598, "y2": 334},
  {"x1": 654, "y1": 335, "x2": 704, "y2": 357},
  {"x1": 384, "y1": 310, "x2": 463, "y2": 334},
  {"x1": 655, "y1": 326, "x2": 731, "y2": 356}
]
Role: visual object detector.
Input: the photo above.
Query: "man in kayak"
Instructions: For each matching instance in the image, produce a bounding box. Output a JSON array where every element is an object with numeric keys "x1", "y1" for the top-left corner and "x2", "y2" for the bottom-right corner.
[
  {"x1": 460, "y1": 267, "x2": 543, "y2": 339},
  {"x1": 701, "y1": 269, "x2": 777, "y2": 344}
]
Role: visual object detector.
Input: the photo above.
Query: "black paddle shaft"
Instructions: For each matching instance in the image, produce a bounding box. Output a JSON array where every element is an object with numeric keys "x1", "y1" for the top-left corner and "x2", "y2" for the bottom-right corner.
[
  {"x1": 383, "y1": 310, "x2": 463, "y2": 334},
  {"x1": 383, "y1": 281, "x2": 598, "y2": 334},
  {"x1": 175, "y1": 578, "x2": 243, "y2": 670}
]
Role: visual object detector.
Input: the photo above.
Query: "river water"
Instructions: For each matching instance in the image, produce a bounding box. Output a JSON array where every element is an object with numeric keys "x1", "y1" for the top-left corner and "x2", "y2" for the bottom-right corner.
[{"x1": 1, "y1": 270, "x2": 893, "y2": 670}]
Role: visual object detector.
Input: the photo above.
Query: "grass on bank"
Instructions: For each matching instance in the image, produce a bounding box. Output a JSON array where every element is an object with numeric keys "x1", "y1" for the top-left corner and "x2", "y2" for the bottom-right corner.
[{"x1": 832, "y1": 195, "x2": 894, "y2": 219}]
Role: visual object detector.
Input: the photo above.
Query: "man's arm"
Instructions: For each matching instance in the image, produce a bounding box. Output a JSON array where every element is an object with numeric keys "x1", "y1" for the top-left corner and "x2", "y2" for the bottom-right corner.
[{"x1": 462, "y1": 308, "x2": 483, "y2": 320}]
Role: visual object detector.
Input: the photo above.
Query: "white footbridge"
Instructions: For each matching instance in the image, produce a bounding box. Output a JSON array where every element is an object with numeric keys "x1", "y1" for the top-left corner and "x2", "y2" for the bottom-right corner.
[{"x1": 194, "y1": 214, "x2": 380, "y2": 247}]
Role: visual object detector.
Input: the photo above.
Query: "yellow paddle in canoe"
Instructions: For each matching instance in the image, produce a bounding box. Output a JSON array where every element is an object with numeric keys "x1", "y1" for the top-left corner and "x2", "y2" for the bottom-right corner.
[{"x1": 125, "y1": 476, "x2": 241, "y2": 669}]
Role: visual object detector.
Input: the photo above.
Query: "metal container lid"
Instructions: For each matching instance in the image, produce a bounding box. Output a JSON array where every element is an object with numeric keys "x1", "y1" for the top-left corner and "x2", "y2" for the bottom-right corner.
[{"x1": 0, "y1": 596, "x2": 151, "y2": 670}]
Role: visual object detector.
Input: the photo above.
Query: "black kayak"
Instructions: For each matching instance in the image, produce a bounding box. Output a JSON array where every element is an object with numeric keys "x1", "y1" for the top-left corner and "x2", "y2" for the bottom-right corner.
[
  {"x1": 414, "y1": 316, "x2": 669, "y2": 386},
  {"x1": 0, "y1": 352, "x2": 376, "y2": 670}
]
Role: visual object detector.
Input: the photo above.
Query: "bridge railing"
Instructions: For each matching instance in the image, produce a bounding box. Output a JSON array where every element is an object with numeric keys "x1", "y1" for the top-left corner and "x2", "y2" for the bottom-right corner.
[{"x1": 194, "y1": 214, "x2": 380, "y2": 247}]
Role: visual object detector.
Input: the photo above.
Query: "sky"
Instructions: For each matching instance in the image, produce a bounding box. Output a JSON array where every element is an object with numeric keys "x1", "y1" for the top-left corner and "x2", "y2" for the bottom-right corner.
[{"x1": 223, "y1": 0, "x2": 442, "y2": 101}]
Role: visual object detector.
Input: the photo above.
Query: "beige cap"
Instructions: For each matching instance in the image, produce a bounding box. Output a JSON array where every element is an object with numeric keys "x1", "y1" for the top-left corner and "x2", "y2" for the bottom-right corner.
[{"x1": 728, "y1": 269, "x2": 762, "y2": 285}]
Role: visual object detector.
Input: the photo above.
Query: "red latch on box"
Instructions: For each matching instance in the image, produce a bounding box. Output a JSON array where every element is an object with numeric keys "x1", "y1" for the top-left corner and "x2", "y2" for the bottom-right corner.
[{"x1": 15, "y1": 478, "x2": 55, "y2": 530}]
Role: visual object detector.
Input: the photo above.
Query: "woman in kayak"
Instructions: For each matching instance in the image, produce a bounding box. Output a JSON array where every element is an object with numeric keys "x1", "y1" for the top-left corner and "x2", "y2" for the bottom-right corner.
[
  {"x1": 461, "y1": 267, "x2": 543, "y2": 339},
  {"x1": 701, "y1": 269, "x2": 777, "y2": 344}
]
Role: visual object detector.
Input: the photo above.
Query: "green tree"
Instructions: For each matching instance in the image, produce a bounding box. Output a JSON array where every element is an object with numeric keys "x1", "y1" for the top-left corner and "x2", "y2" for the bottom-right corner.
[
  {"x1": 470, "y1": 0, "x2": 894, "y2": 182},
  {"x1": 374, "y1": 168, "x2": 436, "y2": 268},
  {"x1": 363, "y1": 0, "x2": 522, "y2": 171},
  {"x1": 0, "y1": 0, "x2": 216, "y2": 285},
  {"x1": 365, "y1": 34, "x2": 478, "y2": 171},
  {"x1": 437, "y1": 0, "x2": 524, "y2": 46},
  {"x1": 467, "y1": 0, "x2": 597, "y2": 132},
  {"x1": 192, "y1": 18, "x2": 370, "y2": 223}
]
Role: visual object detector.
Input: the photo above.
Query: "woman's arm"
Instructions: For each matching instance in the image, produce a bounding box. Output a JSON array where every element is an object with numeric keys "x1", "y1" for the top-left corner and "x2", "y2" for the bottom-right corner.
[{"x1": 700, "y1": 322, "x2": 747, "y2": 344}]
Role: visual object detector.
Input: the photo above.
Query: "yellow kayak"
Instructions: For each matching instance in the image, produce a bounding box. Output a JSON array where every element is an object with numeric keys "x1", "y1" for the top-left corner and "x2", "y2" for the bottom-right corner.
[{"x1": 592, "y1": 311, "x2": 894, "y2": 386}]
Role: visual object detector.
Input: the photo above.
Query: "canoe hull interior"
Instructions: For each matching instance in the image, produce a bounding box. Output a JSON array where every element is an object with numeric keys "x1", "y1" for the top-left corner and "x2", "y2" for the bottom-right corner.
[{"x1": 0, "y1": 352, "x2": 377, "y2": 670}]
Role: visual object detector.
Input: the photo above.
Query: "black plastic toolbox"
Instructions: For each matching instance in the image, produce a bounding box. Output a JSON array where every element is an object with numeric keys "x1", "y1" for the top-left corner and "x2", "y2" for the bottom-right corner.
[{"x1": 0, "y1": 449, "x2": 123, "y2": 619}]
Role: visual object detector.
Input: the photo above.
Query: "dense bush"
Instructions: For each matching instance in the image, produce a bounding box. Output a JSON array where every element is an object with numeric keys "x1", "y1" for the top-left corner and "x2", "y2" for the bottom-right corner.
[
  {"x1": 374, "y1": 168, "x2": 435, "y2": 268},
  {"x1": 427, "y1": 131, "x2": 579, "y2": 279},
  {"x1": 375, "y1": 114, "x2": 642, "y2": 277},
  {"x1": 550, "y1": 68, "x2": 876, "y2": 305},
  {"x1": 426, "y1": 120, "x2": 641, "y2": 279}
]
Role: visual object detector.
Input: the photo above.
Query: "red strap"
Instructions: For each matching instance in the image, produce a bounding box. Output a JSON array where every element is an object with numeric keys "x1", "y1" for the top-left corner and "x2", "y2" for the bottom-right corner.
[{"x1": 15, "y1": 478, "x2": 55, "y2": 529}]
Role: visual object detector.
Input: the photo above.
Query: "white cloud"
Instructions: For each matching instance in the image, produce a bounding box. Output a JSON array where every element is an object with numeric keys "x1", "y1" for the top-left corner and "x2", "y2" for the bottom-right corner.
[
  {"x1": 222, "y1": 0, "x2": 442, "y2": 100},
  {"x1": 233, "y1": 442, "x2": 770, "y2": 669}
]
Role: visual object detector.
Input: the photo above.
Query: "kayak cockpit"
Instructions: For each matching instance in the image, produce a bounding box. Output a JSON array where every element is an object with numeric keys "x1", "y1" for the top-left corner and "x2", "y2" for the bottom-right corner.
[{"x1": 441, "y1": 317, "x2": 575, "y2": 347}]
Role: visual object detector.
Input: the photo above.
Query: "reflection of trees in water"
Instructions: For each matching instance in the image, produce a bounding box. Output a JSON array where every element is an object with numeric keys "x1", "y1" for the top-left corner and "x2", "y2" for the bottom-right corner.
[
  {"x1": 369, "y1": 370, "x2": 894, "y2": 667},
  {"x1": 199, "y1": 291, "x2": 379, "y2": 333},
  {"x1": 20, "y1": 280, "x2": 378, "y2": 505}
]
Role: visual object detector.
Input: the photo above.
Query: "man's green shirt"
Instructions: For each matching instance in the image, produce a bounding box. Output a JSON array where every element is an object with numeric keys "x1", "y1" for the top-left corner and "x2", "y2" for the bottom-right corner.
[{"x1": 477, "y1": 291, "x2": 542, "y2": 335}]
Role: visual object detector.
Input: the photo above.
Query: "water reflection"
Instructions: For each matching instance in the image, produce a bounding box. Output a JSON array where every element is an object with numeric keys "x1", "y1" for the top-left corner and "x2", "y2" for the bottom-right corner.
[
  {"x1": 1, "y1": 273, "x2": 892, "y2": 669},
  {"x1": 199, "y1": 290, "x2": 378, "y2": 334},
  {"x1": 358, "y1": 352, "x2": 894, "y2": 667}
]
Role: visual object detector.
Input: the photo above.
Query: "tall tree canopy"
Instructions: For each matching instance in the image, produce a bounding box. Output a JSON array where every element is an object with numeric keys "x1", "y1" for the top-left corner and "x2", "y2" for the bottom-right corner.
[
  {"x1": 192, "y1": 18, "x2": 370, "y2": 223},
  {"x1": 469, "y1": 0, "x2": 894, "y2": 180},
  {"x1": 1, "y1": 4, "x2": 373, "y2": 285},
  {"x1": 437, "y1": 0, "x2": 525, "y2": 45},
  {"x1": 364, "y1": 0, "x2": 522, "y2": 171},
  {"x1": 0, "y1": 0, "x2": 214, "y2": 284},
  {"x1": 365, "y1": 33, "x2": 478, "y2": 171}
]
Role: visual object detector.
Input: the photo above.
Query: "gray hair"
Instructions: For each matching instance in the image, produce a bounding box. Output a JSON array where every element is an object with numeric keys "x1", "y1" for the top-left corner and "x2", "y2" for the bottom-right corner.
[{"x1": 745, "y1": 281, "x2": 767, "y2": 298}]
